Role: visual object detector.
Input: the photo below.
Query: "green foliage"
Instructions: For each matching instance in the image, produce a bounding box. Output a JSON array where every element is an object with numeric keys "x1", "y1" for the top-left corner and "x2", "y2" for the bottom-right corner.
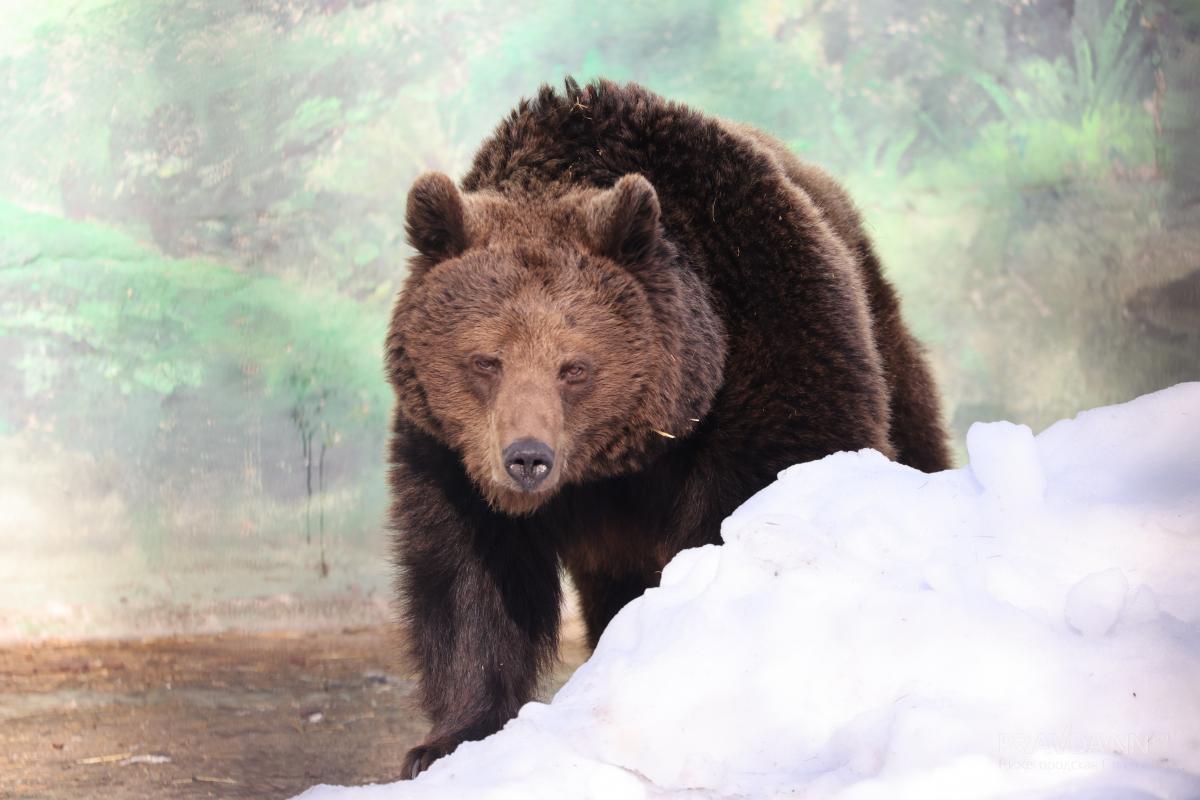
[
  {"x1": 0, "y1": 200, "x2": 390, "y2": 561},
  {"x1": 0, "y1": 199, "x2": 386, "y2": 416}
]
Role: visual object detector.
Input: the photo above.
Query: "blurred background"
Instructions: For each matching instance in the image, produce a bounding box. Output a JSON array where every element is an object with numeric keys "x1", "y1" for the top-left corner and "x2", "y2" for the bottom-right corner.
[{"x1": 1, "y1": 0, "x2": 1197, "y2": 641}]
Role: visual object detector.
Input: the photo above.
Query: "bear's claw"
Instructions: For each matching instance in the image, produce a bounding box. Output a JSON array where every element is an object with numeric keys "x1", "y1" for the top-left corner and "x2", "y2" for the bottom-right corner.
[{"x1": 401, "y1": 740, "x2": 454, "y2": 780}]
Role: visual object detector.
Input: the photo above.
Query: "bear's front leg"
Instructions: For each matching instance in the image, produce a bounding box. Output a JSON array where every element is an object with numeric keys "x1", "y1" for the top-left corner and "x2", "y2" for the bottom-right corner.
[{"x1": 390, "y1": 427, "x2": 562, "y2": 779}]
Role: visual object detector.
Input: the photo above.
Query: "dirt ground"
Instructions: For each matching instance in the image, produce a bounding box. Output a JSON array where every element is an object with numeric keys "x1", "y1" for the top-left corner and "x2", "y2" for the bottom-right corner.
[{"x1": 0, "y1": 621, "x2": 590, "y2": 799}]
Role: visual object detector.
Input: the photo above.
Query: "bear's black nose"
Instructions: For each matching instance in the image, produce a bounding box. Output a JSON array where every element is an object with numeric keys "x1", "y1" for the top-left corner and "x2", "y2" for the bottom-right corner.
[{"x1": 503, "y1": 439, "x2": 555, "y2": 490}]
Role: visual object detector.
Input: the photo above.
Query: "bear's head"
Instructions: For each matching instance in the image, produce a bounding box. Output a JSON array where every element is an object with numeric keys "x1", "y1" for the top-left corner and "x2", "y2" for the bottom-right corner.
[{"x1": 386, "y1": 172, "x2": 726, "y2": 515}]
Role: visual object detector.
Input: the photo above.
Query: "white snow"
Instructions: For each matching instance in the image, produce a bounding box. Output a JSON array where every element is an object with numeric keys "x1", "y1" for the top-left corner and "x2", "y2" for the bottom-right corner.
[{"x1": 298, "y1": 383, "x2": 1200, "y2": 800}]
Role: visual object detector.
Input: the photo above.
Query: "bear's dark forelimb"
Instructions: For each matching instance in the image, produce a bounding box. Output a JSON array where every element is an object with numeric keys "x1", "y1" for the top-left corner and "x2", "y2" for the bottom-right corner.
[
  {"x1": 570, "y1": 569, "x2": 656, "y2": 650},
  {"x1": 390, "y1": 423, "x2": 562, "y2": 778}
]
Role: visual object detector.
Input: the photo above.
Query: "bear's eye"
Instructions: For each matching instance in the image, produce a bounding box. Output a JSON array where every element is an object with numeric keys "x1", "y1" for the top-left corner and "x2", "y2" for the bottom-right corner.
[
  {"x1": 559, "y1": 361, "x2": 589, "y2": 384},
  {"x1": 471, "y1": 355, "x2": 501, "y2": 375}
]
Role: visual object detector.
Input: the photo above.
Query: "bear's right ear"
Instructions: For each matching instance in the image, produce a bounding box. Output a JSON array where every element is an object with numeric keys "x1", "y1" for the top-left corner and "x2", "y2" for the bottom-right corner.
[{"x1": 405, "y1": 172, "x2": 468, "y2": 262}]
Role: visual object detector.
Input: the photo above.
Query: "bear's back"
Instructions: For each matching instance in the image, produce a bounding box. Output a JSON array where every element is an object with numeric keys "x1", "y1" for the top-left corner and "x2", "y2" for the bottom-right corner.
[{"x1": 461, "y1": 79, "x2": 868, "y2": 338}]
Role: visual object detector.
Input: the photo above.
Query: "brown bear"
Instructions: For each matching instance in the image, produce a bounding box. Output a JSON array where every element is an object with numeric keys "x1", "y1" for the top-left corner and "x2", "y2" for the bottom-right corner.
[{"x1": 385, "y1": 78, "x2": 951, "y2": 778}]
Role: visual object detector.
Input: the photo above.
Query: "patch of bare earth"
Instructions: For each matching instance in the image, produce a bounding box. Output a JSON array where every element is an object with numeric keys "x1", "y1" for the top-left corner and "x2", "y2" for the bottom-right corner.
[{"x1": 0, "y1": 620, "x2": 589, "y2": 799}]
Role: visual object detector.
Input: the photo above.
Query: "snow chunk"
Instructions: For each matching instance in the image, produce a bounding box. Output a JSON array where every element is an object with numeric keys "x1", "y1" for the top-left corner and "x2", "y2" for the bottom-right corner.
[
  {"x1": 967, "y1": 420, "x2": 1045, "y2": 503},
  {"x1": 297, "y1": 383, "x2": 1200, "y2": 800},
  {"x1": 1065, "y1": 568, "x2": 1129, "y2": 637}
]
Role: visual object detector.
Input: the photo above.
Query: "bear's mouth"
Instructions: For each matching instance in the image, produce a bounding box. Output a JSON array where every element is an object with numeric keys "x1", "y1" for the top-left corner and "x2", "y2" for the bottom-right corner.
[
  {"x1": 494, "y1": 460, "x2": 562, "y2": 497},
  {"x1": 483, "y1": 473, "x2": 562, "y2": 516}
]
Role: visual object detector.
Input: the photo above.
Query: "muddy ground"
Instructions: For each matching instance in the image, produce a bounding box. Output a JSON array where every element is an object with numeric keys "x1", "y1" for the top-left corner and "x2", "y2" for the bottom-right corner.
[{"x1": 0, "y1": 620, "x2": 590, "y2": 799}]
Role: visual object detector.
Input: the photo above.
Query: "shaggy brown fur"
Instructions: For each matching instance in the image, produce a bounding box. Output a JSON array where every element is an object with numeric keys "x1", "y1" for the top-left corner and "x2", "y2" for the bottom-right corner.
[{"x1": 385, "y1": 78, "x2": 952, "y2": 778}]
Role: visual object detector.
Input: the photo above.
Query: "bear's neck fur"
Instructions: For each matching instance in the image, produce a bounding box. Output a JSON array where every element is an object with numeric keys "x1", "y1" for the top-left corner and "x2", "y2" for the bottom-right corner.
[
  {"x1": 618, "y1": 229, "x2": 727, "y2": 463},
  {"x1": 582, "y1": 222, "x2": 727, "y2": 476}
]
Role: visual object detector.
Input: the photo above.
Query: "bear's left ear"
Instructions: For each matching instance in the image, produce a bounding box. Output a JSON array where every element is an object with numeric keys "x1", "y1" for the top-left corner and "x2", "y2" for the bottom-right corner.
[
  {"x1": 585, "y1": 174, "x2": 661, "y2": 265},
  {"x1": 406, "y1": 172, "x2": 468, "y2": 262}
]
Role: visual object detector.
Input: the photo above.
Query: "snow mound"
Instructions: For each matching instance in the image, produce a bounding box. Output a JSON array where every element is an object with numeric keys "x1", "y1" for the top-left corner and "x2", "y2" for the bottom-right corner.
[{"x1": 298, "y1": 384, "x2": 1200, "y2": 800}]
